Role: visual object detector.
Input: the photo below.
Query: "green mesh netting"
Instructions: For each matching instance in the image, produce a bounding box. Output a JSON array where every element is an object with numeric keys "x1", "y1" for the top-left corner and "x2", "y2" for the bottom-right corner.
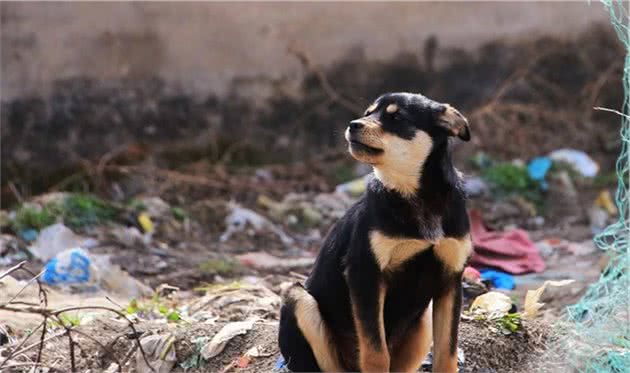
[{"x1": 560, "y1": 1, "x2": 630, "y2": 372}]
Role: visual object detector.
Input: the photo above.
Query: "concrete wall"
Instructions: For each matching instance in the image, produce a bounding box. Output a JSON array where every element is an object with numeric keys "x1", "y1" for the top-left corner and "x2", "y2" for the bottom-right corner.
[{"x1": 1, "y1": 1, "x2": 608, "y2": 101}]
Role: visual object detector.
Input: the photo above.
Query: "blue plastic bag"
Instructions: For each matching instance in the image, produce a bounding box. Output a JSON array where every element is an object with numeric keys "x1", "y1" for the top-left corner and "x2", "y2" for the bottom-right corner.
[
  {"x1": 480, "y1": 269, "x2": 515, "y2": 290},
  {"x1": 42, "y1": 248, "x2": 93, "y2": 286}
]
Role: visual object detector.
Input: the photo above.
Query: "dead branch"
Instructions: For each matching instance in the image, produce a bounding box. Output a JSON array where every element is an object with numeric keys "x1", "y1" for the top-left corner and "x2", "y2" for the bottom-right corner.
[
  {"x1": 0, "y1": 262, "x2": 155, "y2": 373},
  {"x1": 287, "y1": 44, "x2": 363, "y2": 115}
]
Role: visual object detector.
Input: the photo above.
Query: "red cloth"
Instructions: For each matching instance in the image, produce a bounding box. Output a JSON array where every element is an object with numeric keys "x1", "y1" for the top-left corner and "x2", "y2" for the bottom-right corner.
[{"x1": 469, "y1": 210, "x2": 545, "y2": 274}]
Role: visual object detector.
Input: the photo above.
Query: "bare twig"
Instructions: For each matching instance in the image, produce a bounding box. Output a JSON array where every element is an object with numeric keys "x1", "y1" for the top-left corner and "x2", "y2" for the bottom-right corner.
[
  {"x1": 594, "y1": 106, "x2": 630, "y2": 119},
  {"x1": 287, "y1": 44, "x2": 363, "y2": 115},
  {"x1": 7, "y1": 181, "x2": 24, "y2": 204},
  {"x1": 0, "y1": 261, "x2": 27, "y2": 281},
  {"x1": 0, "y1": 262, "x2": 155, "y2": 372}
]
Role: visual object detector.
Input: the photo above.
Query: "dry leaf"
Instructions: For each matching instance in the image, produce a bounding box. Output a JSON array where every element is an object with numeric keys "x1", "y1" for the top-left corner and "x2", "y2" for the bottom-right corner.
[
  {"x1": 201, "y1": 320, "x2": 255, "y2": 359},
  {"x1": 523, "y1": 279, "x2": 575, "y2": 319}
]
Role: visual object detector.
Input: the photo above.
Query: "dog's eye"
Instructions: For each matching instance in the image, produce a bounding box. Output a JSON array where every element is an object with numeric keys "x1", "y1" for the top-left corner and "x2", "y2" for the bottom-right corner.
[{"x1": 393, "y1": 113, "x2": 403, "y2": 121}]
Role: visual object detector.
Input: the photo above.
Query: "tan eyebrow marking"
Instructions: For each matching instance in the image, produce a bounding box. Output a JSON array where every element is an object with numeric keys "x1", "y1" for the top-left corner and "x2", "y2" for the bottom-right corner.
[
  {"x1": 386, "y1": 104, "x2": 398, "y2": 114},
  {"x1": 365, "y1": 103, "x2": 378, "y2": 115}
]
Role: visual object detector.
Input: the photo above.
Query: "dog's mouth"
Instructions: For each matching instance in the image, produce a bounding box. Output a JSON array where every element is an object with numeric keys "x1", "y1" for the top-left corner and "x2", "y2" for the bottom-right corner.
[{"x1": 348, "y1": 140, "x2": 383, "y2": 155}]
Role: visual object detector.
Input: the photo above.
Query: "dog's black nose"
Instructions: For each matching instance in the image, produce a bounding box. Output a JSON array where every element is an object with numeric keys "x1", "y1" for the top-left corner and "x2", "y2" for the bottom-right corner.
[{"x1": 349, "y1": 120, "x2": 364, "y2": 132}]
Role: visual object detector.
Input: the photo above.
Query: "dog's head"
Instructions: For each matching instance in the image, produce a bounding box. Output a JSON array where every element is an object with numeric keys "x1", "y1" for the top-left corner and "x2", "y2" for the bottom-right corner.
[{"x1": 345, "y1": 92, "x2": 470, "y2": 195}]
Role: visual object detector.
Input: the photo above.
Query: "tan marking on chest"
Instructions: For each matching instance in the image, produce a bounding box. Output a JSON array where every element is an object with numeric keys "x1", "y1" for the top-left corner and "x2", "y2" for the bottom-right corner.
[
  {"x1": 432, "y1": 236, "x2": 472, "y2": 272},
  {"x1": 370, "y1": 231, "x2": 434, "y2": 271}
]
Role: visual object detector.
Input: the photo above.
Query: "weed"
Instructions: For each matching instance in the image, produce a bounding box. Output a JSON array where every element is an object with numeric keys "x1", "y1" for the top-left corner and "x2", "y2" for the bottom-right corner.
[
  {"x1": 496, "y1": 312, "x2": 522, "y2": 335},
  {"x1": 198, "y1": 258, "x2": 238, "y2": 275},
  {"x1": 10, "y1": 204, "x2": 59, "y2": 232},
  {"x1": 483, "y1": 163, "x2": 544, "y2": 212},
  {"x1": 61, "y1": 194, "x2": 117, "y2": 229},
  {"x1": 49, "y1": 313, "x2": 82, "y2": 328},
  {"x1": 125, "y1": 296, "x2": 182, "y2": 323},
  {"x1": 171, "y1": 207, "x2": 188, "y2": 221}
]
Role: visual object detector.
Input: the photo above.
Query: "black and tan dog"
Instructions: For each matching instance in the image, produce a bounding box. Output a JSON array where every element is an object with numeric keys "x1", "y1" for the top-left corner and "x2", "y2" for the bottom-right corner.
[{"x1": 278, "y1": 92, "x2": 472, "y2": 372}]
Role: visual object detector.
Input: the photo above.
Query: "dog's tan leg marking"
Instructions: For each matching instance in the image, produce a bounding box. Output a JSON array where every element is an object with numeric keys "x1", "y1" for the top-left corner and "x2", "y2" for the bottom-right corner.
[
  {"x1": 390, "y1": 304, "x2": 433, "y2": 372},
  {"x1": 432, "y1": 288, "x2": 458, "y2": 373},
  {"x1": 286, "y1": 285, "x2": 344, "y2": 372},
  {"x1": 351, "y1": 282, "x2": 389, "y2": 372},
  {"x1": 433, "y1": 236, "x2": 472, "y2": 272},
  {"x1": 373, "y1": 131, "x2": 433, "y2": 197},
  {"x1": 370, "y1": 231, "x2": 433, "y2": 271}
]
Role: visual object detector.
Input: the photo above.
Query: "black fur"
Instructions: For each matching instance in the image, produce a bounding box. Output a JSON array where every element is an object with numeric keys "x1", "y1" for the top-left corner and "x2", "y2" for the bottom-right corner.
[{"x1": 278, "y1": 92, "x2": 470, "y2": 371}]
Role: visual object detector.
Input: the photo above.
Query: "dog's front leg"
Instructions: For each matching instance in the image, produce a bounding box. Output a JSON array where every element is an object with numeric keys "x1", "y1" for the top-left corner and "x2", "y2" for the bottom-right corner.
[
  {"x1": 347, "y1": 269, "x2": 389, "y2": 372},
  {"x1": 432, "y1": 237, "x2": 469, "y2": 373},
  {"x1": 431, "y1": 274, "x2": 462, "y2": 373}
]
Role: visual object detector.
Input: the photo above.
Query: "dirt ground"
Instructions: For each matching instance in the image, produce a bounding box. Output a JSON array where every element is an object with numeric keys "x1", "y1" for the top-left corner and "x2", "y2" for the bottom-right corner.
[{"x1": 0, "y1": 25, "x2": 624, "y2": 372}]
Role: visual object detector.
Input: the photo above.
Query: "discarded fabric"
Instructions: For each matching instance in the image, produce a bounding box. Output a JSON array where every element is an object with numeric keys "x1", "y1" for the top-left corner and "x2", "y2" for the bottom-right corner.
[{"x1": 469, "y1": 210, "x2": 545, "y2": 274}]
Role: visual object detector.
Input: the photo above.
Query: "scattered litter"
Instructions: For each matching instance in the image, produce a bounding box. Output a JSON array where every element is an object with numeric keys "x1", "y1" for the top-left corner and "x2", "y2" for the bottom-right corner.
[
  {"x1": 536, "y1": 238, "x2": 598, "y2": 257},
  {"x1": 244, "y1": 345, "x2": 273, "y2": 358},
  {"x1": 201, "y1": 320, "x2": 255, "y2": 359},
  {"x1": 420, "y1": 347, "x2": 466, "y2": 372},
  {"x1": 18, "y1": 229, "x2": 38, "y2": 242},
  {"x1": 138, "y1": 212, "x2": 155, "y2": 234},
  {"x1": 42, "y1": 248, "x2": 98, "y2": 288},
  {"x1": 335, "y1": 175, "x2": 369, "y2": 197},
  {"x1": 188, "y1": 283, "x2": 280, "y2": 321},
  {"x1": 136, "y1": 334, "x2": 177, "y2": 373},
  {"x1": 523, "y1": 279, "x2": 575, "y2": 319},
  {"x1": 463, "y1": 266, "x2": 481, "y2": 281},
  {"x1": 549, "y1": 148, "x2": 599, "y2": 177},
  {"x1": 470, "y1": 291, "x2": 514, "y2": 318},
  {"x1": 236, "y1": 252, "x2": 315, "y2": 271},
  {"x1": 29, "y1": 223, "x2": 97, "y2": 261},
  {"x1": 463, "y1": 176, "x2": 488, "y2": 197},
  {"x1": 595, "y1": 190, "x2": 617, "y2": 216},
  {"x1": 462, "y1": 273, "x2": 488, "y2": 302},
  {"x1": 480, "y1": 269, "x2": 515, "y2": 290},
  {"x1": 527, "y1": 156, "x2": 552, "y2": 189},
  {"x1": 221, "y1": 203, "x2": 294, "y2": 246},
  {"x1": 41, "y1": 248, "x2": 152, "y2": 297},
  {"x1": 258, "y1": 192, "x2": 352, "y2": 227},
  {"x1": 104, "y1": 363, "x2": 120, "y2": 373},
  {"x1": 469, "y1": 210, "x2": 545, "y2": 274},
  {"x1": 110, "y1": 226, "x2": 145, "y2": 247},
  {"x1": 95, "y1": 255, "x2": 153, "y2": 298},
  {"x1": 588, "y1": 206, "x2": 609, "y2": 234},
  {"x1": 138, "y1": 197, "x2": 172, "y2": 218}
]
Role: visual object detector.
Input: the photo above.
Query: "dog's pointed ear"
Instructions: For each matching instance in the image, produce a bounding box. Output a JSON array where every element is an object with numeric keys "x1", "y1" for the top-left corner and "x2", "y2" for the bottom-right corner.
[{"x1": 435, "y1": 104, "x2": 471, "y2": 141}]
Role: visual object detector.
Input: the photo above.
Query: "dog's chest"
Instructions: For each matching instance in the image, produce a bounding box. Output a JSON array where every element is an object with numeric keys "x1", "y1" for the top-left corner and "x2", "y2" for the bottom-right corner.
[
  {"x1": 382, "y1": 250, "x2": 440, "y2": 338},
  {"x1": 369, "y1": 230, "x2": 439, "y2": 271}
]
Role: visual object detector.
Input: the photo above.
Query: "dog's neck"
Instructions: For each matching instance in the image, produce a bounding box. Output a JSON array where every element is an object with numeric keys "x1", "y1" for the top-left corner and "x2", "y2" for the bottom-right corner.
[{"x1": 373, "y1": 139, "x2": 456, "y2": 199}]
